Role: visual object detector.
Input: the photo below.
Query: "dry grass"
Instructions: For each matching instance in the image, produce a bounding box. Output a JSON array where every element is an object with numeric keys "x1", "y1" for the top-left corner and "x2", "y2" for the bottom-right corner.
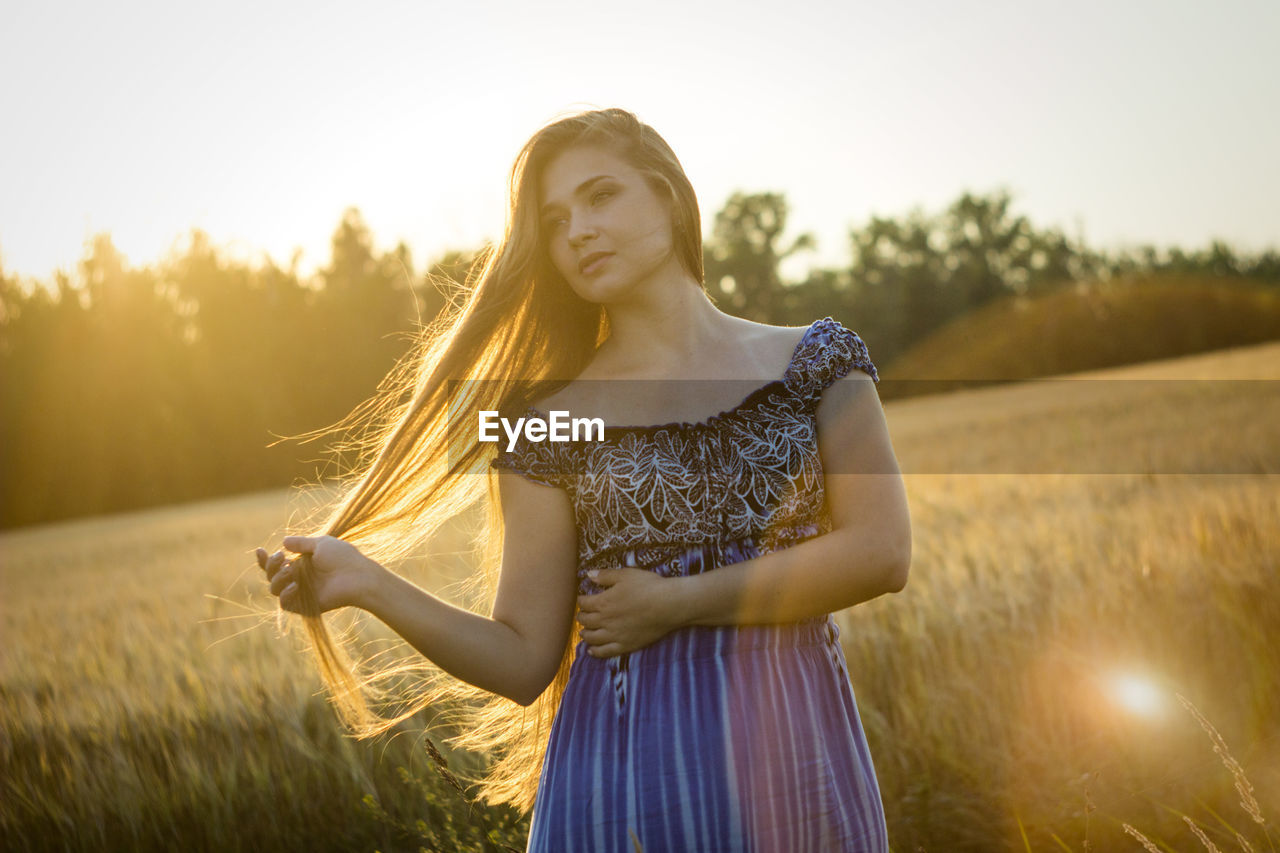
[{"x1": 1, "y1": 341, "x2": 1277, "y2": 851}]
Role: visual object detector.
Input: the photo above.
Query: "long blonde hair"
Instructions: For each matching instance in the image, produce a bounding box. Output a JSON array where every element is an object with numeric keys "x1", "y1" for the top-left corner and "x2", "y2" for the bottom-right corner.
[{"x1": 282, "y1": 107, "x2": 705, "y2": 813}]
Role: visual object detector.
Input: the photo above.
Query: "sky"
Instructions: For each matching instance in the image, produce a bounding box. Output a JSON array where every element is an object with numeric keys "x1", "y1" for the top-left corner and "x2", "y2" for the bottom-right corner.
[{"x1": 1, "y1": 0, "x2": 1277, "y2": 285}]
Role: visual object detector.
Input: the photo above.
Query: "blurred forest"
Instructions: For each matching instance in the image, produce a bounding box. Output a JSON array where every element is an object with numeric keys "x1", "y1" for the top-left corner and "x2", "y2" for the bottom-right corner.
[{"x1": 2, "y1": 190, "x2": 1278, "y2": 529}]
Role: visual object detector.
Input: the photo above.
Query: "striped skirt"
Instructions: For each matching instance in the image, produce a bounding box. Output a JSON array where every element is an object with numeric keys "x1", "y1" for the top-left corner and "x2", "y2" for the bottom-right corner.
[{"x1": 525, "y1": 611, "x2": 889, "y2": 852}]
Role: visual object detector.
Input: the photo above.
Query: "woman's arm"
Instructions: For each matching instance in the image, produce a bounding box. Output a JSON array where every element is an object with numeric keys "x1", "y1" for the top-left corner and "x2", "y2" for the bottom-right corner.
[
  {"x1": 674, "y1": 371, "x2": 910, "y2": 625},
  {"x1": 364, "y1": 470, "x2": 579, "y2": 706},
  {"x1": 275, "y1": 469, "x2": 579, "y2": 707},
  {"x1": 577, "y1": 372, "x2": 910, "y2": 656}
]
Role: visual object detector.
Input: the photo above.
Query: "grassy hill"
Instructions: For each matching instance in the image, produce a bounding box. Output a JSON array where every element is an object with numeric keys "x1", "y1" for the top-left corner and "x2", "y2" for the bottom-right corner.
[{"x1": 881, "y1": 273, "x2": 1280, "y2": 396}]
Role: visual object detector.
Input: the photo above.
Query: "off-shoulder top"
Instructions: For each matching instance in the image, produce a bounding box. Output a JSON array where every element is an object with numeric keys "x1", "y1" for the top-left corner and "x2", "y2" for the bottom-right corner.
[{"x1": 490, "y1": 316, "x2": 879, "y2": 595}]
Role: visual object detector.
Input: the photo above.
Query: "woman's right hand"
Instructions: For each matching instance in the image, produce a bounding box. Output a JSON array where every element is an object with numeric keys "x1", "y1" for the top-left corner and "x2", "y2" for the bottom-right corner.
[{"x1": 256, "y1": 534, "x2": 384, "y2": 614}]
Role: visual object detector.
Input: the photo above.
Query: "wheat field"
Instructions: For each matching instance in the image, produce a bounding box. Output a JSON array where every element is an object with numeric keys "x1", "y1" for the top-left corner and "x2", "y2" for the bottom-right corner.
[{"x1": 2, "y1": 342, "x2": 1278, "y2": 852}]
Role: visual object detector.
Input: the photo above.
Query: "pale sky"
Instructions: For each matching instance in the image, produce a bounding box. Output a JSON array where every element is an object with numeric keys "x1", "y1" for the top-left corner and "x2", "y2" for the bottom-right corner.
[{"x1": 1, "y1": 0, "x2": 1276, "y2": 285}]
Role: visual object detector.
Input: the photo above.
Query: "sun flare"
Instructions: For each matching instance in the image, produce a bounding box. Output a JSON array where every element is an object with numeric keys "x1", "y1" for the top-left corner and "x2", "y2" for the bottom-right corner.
[{"x1": 1106, "y1": 673, "x2": 1164, "y2": 717}]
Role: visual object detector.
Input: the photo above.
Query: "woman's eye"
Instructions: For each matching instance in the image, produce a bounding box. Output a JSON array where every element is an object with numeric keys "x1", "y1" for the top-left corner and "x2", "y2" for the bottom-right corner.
[{"x1": 544, "y1": 191, "x2": 610, "y2": 231}]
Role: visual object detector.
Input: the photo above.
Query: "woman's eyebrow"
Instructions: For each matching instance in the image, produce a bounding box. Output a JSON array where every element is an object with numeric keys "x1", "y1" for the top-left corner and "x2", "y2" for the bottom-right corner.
[{"x1": 540, "y1": 175, "x2": 614, "y2": 217}]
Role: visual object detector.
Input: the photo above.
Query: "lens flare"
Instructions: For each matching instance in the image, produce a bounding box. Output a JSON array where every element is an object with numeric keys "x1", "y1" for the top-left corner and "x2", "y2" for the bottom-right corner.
[{"x1": 1107, "y1": 673, "x2": 1164, "y2": 717}]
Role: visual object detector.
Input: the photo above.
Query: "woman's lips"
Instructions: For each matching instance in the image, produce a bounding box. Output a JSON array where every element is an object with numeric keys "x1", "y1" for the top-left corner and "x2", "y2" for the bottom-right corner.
[{"x1": 580, "y1": 253, "x2": 612, "y2": 275}]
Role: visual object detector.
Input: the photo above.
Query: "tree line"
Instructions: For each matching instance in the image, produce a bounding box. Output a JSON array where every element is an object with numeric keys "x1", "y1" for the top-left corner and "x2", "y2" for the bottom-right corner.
[{"x1": 2, "y1": 191, "x2": 1276, "y2": 528}]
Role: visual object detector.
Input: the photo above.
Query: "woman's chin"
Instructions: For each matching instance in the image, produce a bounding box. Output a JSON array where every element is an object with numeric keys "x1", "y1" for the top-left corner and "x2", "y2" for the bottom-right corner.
[{"x1": 570, "y1": 278, "x2": 634, "y2": 306}]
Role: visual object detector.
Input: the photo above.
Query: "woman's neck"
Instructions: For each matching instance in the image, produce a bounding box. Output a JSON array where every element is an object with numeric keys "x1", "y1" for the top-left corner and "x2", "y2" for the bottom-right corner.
[{"x1": 599, "y1": 280, "x2": 736, "y2": 376}]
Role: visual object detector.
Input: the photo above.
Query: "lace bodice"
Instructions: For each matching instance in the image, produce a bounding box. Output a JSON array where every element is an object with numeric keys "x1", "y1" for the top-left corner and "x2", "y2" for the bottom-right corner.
[{"x1": 490, "y1": 317, "x2": 879, "y2": 591}]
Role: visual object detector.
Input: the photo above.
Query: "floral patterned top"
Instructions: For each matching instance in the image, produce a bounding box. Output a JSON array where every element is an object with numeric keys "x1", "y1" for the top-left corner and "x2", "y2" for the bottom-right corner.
[{"x1": 490, "y1": 316, "x2": 879, "y2": 598}]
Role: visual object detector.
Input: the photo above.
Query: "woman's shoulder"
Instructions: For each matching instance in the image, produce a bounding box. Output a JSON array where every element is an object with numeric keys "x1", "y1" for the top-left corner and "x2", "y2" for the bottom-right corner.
[
  {"x1": 737, "y1": 317, "x2": 868, "y2": 373},
  {"x1": 720, "y1": 316, "x2": 814, "y2": 368},
  {"x1": 529, "y1": 359, "x2": 618, "y2": 414},
  {"x1": 782, "y1": 316, "x2": 879, "y2": 390},
  {"x1": 733, "y1": 315, "x2": 862, "y2": 347}
]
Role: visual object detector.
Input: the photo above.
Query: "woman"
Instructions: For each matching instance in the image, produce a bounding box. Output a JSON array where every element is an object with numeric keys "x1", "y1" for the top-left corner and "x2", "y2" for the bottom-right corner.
[{"x1": 257, "y1": 107, "x2": 911, "y2": 851}]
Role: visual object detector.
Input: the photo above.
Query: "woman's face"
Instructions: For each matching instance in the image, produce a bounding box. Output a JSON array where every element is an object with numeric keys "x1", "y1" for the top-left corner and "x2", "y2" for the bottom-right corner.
[{"x1": 538, "y1": 144, "x2": 681, "y2": 304}]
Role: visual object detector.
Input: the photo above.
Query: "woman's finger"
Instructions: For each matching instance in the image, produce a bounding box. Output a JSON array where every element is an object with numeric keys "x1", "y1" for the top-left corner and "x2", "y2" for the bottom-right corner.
[
  {"x1": 282, "y1": 535, "x2": 317, "y2": 555},
  {"x1": 273, "y1": 579, "x2": 299, "y2": 612},
  {"x1": 265, "y1": 550, "x2": 286, "y2": 581},
  {"x1": 588, "y1": 642, "x2": 620, "y2": 659},
  {"x1": 270, "y1": 562, "x2": 293, "y2": 596}
]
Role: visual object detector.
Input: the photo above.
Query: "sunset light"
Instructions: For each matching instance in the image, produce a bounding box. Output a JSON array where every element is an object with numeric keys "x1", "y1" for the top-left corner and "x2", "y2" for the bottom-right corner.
[{"x1": 1106, "y1": 672, "x2": 1165, "y2": 718}]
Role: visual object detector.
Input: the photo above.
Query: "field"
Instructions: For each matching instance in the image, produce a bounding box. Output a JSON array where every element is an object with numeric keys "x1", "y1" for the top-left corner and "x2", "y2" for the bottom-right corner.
[{"x1": 2, "y1": 342, "x2": 1278, "y2": 852}]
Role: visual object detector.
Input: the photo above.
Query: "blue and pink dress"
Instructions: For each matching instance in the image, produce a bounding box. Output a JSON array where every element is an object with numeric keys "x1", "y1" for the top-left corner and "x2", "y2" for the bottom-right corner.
[{"x1": 491, "y1": 316, "x2": 890, "y2": 852}]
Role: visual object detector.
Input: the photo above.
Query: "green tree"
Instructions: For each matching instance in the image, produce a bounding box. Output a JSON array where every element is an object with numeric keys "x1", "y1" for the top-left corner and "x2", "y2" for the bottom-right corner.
[
  {"x1": 704, "y1": 192, "x2": 815, "y2": 324},
  {"x1": 841, "y1": 189, "x2": 1105, "y2": 362},
  {"x1": 308, "y1": 208, "x2": 420, "y2": 436}
]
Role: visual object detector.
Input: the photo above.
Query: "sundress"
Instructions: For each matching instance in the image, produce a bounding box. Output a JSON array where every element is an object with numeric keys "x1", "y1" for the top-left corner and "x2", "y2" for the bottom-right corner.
[{"x1": 490, "y1": 316, "x2": 890, "y2": 852}]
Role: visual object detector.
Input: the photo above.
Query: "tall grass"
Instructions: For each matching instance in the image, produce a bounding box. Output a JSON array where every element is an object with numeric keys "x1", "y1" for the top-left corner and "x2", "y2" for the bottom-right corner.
[{"x1": 1, "y1": 343, "x2": 1276, "y2": 851}]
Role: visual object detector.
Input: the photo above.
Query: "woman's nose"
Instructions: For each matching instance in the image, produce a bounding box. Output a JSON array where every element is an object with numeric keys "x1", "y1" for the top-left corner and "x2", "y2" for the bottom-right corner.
[{"x1": 568, "y1": 218, "x2": 597, "y2": 248}]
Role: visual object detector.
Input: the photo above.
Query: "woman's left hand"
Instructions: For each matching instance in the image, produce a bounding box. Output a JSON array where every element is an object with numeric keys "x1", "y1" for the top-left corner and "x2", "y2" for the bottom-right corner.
[{"x1": 576, "y1": 568, "x2": 681, "y2": 658}]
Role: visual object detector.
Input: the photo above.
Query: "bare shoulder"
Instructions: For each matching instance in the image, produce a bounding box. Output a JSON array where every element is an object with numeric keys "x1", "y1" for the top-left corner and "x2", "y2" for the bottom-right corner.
[
  {"x1": 530, "y1": 352, "x2": 621, "y2": 413},
  {"x1": 531, "y1": 383, "x2": 587, "y2": 414},
  {"x1": 727, "y1": 316, "x2": 812, "y2": 367},
  {"x1": 728, "y1": 315, "x2": 808, "y2": 341}
]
